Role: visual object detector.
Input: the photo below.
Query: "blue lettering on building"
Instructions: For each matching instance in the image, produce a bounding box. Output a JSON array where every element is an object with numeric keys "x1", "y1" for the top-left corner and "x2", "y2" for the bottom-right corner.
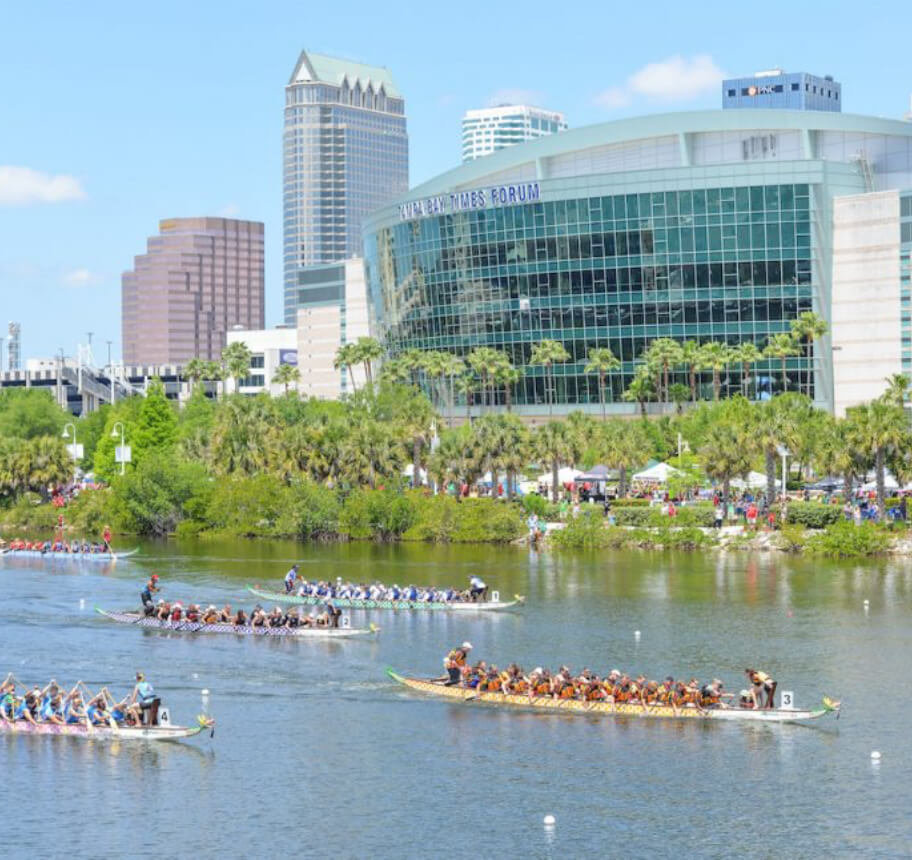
[{"x1": 400, "y1": 183, "x2": 540, "y2": 220}]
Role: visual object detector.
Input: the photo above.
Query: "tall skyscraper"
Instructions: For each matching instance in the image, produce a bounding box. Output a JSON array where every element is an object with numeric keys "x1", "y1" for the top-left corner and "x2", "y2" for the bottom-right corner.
[
  {"x1": 283, "y1": 50, "x2": 408, "y2": 324},
  {"x1": 461, "y1": 104, "x2": 567, "y2": 162},
  {"x1": 7, "y1": 322, "x2": 21, "y2": 371},
  {"x1": 122, "y1": 217, "x2": 264, "y2": 365}
]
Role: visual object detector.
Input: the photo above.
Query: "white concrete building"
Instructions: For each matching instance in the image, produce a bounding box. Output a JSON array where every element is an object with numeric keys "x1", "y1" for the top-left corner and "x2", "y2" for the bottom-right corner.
[
  {"x1": 226, "y1": 326, "x2": 298, "y2": 396},
  {"x1": 296, "y1": 257, "x2": 370, "y2": 398},
  {"x1": 461, "y1": 104, "x2": 567, "y2": 162}
]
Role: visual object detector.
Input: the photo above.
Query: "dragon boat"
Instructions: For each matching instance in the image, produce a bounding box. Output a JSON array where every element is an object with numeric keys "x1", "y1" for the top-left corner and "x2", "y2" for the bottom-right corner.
[
  {"x1": 246, "y1": 585, "x2": 525, "y2": 613},
  {"x1": 96, "y1": 607, "x2": 380, "y2": 639},
  {"x1": 387, "y1": 670, "x2": 840, "y2": 724},
  {"x1": 0, "y1": 714, "x2": 214, "y2": 741},
  {"x1": 0, "y1": 548, "x2": 138, "y2": 562}
]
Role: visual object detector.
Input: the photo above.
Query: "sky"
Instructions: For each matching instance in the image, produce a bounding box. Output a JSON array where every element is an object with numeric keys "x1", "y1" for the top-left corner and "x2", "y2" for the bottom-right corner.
[{"x1": 1, "y1": 0, "x2": 911, "y2": 364}]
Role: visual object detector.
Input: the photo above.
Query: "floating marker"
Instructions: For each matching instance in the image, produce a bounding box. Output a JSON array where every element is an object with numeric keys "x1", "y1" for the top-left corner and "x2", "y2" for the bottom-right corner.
[
  {"x1": 871, "y1": 751, "x2": 881, "y2": 761},
  {"x1": 634, "y1": 630, "x2": 641, "y2": 639},
  {"x1": 543, "y1": 815, "x2": 556, "y2": 826},
  {"x1": 192, "y1": 672, "x2": 199, "y2": 680},
  {"x1": 201, "y1": 689, "x2": 210, "y2": 697},
  {"x1": 79, "y1": 599, "x2": 85, "y2": 609}
]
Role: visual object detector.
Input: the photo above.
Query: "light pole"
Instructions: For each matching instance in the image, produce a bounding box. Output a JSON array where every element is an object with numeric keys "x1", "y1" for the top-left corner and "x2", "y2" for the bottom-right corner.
[
  {"x1": 106, "y1": 340, "x2": 114, "y2": 405},
  {"x1": 111, "y1": 421, "x2": 126, "y2": 476},
  {"x1": 776, "y1": 444, "x2": 790, "y2": 504},
  {"x1": 62, "y1": 422, "x2": 78, "y2": 485}
]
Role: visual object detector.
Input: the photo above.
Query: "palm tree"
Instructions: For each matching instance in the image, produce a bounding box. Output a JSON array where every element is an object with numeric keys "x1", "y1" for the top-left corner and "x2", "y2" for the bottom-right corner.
[
  {"x1": 732, "y1": 342, "x2": 763, "y2": 399},
  {"x1": 493, "y1": 363, "x2": 524, "y2": 413},
  {"x1": 399, "y1": 349, "x2": 427, "y2": 387},
  {"x1": 814, "y1": 414, "x2": 863, "y2": 501},
  {"x1": 699, "y1": 342, "x2": 732, "y2": 401},
  {"x1": 438, "y1": 353, "x2": 466, "y2": 427},
  {"x1": 622, "y1": 365, "x2": 655, "y2": 417},
  {"x1": 25, "y1": 436, "x2": 71, "y2": 499},
  {"x1": 455, "y1": 374, "x2": 478, "y2": 423},
  {"x1": 698, "y1": 421, "x2": 753, "y2": 505},
  {"x1": 790, "y1": 310, "x2": 828, "y2": 399},
  {"x1": 393, "y1": 387, "x2": 437, "y2": 489},
  {"x1": 530, "y1": 339, "x2": 570, "y2": 416},
  {"x1": 764, "y1": 333, "x2": 801, "y2": 393},
  {"x1": 272, "y1": 363, "x2": 300, "y2": 395},
  {"x1": 352, "y1": 336, "x2": 384, "y2": 386},
  {"x1": 680, "y1": 340, "x2": 703, "y2": 403},
  {"x1": 597, "y1": 420, "x2": 650, "y2": 497},
  {"x1": 333, "y1": 343, "x2": 359, "y2": 393},
  {"x1": 883, "y1": 373, "x2": 910, "y2": 409},
  {"x1": 754, "y1": 397, "x2": 801, "y2": 506},
  {"x1": 339, "y1": 420, "x2": 404, "y2": 489},
  {"x1": 644, "y1": 338, "x2": 683, "y2": 405},
  {"x1": 846, "y1": 398, "x2": 909, "y2": 516},
  {"x1": 221, "y1": 341, "x2": 253, "y2": 395},
  {"x1": 467, "y1": 347, "x2": 509, "y2": 411},
  {"x1": 532, "y1": 421, "x2": 576, "y2": 503},
  {"x1": 184, "y1": 357, "x2": 207, "y2": 395},
  {"x1": 584, "y1": 346, "x2": 621, "y2": 420},
  {"x1": 668, "y1": 383, "x2": 690, "y2": 415}
]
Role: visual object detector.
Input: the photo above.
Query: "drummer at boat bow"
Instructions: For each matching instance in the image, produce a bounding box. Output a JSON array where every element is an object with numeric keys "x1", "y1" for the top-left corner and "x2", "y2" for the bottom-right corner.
[{"x1": 284, "y1": 564, "x2": 300, "y2": 593}]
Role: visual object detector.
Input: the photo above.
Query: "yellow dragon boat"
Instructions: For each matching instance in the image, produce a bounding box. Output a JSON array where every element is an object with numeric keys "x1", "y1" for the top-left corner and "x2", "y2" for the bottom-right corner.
[{"x1": 387, "y1": 670, "x2": 840, "y2": 724}]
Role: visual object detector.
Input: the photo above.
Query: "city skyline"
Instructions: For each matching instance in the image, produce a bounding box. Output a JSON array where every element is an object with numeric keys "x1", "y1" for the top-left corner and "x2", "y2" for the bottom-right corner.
[{"x1": 2, "y1": 0, "x2": 912, "y2": 363}]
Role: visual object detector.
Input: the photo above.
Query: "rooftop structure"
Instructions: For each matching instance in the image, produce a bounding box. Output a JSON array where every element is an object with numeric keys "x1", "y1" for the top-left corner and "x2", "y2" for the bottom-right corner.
[
  {"x1": 462, "y1": 104, "x2": 567, "y2": 162},
  {"x1": 723, "y1": 70, "x2": 841, "y2": 112}
]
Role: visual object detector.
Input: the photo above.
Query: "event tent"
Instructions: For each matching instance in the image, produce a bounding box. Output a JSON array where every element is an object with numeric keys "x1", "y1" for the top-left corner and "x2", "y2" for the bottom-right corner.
[
  {"x1": 630, "y1": 462, "x2": 682, "y2": 484},
  {"x1": 538, "y1": 467, "x2": 583, "y2": 486},
  {"x1": 730, "y1": 471, "x2": 781, "y2": 490}
]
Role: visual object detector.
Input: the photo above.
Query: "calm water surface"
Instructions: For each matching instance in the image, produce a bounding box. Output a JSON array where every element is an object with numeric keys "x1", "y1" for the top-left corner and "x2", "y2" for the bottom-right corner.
[{"x1": 2, "y1": 539, "x2": 911, "y2": 857}]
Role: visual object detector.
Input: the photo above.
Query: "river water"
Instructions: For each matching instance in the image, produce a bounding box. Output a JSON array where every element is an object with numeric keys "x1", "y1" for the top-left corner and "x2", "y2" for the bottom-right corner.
[{"x1": 2, "y1": 539, "x2": 911, "y2": 857}]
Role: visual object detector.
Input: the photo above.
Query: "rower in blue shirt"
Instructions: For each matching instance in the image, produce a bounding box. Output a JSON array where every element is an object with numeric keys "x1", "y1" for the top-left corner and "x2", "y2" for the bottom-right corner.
[
  {"x1": 132, "y1": 672, "x2": 161, "y2": 726},
  {"x1": 284, "y1": 564, "x2": 299, "y2": 593}
]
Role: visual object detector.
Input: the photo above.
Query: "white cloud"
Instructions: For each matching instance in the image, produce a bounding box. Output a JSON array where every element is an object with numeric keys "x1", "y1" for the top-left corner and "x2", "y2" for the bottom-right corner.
[
  {"x1": 218, "y1": 202, "x2": 240, "y2": 217},
  {"x1": 0, "y1": 166, "x2": 86, "y2": 205},
  {"x1": 594, "y1": 55, "x2": 725, "y2": 109},
  {"x1": 486, "y1": 88, "x2": 545, "y2": 108},
  {"x1": 62, "y1": 268, "x2": 97, "y2": 287}
]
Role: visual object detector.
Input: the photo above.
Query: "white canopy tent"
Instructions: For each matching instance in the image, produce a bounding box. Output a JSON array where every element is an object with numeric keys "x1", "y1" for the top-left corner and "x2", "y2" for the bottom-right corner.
[
  {"x1": 731, "y1": 471, "x2": 781, "y2": 490},
  {"x1": 631, "y1": 462, "x2": 682, "y2": 484},
  {"x1": 538, "y1": 467, "x2": 583, "y2": 486},
  {"x1": 861, "y1": 473, "x2": 899, "y2": 492}
]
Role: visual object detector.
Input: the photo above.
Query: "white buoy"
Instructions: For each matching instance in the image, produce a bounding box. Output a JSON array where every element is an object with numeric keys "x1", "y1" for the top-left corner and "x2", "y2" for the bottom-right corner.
[
  {"x1": 634, "y1": 630, "x2": 641, "y2": 639},
  {"x1": 543, "y1": 815, "x2": 556, "y2": 826},
  {"x1": 192, "y1": 672, "x2": 199, "y2": 680},
  {"x1": 79, "y1": 598, "x2": 85, "y2": 609},
  {"x1": 201, "y1": 689, "x2": 210, "y2": 697},
  {"x1": 870, "y1": 750, "x2": 881, "y2": 760}
]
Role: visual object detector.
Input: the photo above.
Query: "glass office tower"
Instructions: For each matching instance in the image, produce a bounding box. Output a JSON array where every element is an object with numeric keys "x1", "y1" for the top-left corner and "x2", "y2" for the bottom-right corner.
[{"x1": 283, "y1": 50, "x2": 408, "y2": 324}]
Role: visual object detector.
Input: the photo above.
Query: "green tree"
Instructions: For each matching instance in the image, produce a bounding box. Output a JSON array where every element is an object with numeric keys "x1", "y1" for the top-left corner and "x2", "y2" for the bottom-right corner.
[
  {"x1": 0, "y1": 389, "x2": 67, "y2": 440},
  {"x1": 352, "y1": 336, "x2": 384, "y2": 386},
  {"x1": 132, "y1": 379, "x2": 178, "y2": 464},
  {"x1": 622, "y1": 365, "x2": 655, "y2": 417},
  {"x1": 222, "y1": 340, "x2": 253, "y2": 395},
  {"x1": 846, "y1": 398, "x2": 910, "y2": 516},
  {"x1": 184, "y1": 357, "x2": 207, "y2": 394},
  {"x1": 643, "y1": 338, "x2": 683, "y2": 405},
  {"x1": 493, "y1": 362, "x2": 523, "y2": 413},
  {"x1": 391, "y1": 385, "x2": 438, "y2": 489},
  {"x1": 530, "y1": 339, "x2": 570, "y2": 416},
  {"x1": 669, "y1": 383, "x2": 691, "y2": 415},
  {"x1": 732, "y1": 342, "x2": 763, "y2": 399},
  {"x1": 333, "y1": 342, "x2": 359, "y2": 393},
  {"x1": 680, "y1": 340, "x2": 703, "y2": 403},
  {"x1": 533, "y1": 421, "x2": 576, "y2": 503},
  {"x1": 698, "y1": 342, "x2": 733, "y2": 401},
  {"x1": 177, "y1": 386, "x2": 216, "y2": 463},
  {"x1": 764, "y1": 333, "x2": 801, "y2": 393},
  {"x1": 596, "y1": 420, "x2": 651, "y2": 497},
  {"x1": 584, "y1": 346, "x2": 621, "y2": 420},
  {"x1": 338, "y1": 419, "x2": 404, "y2": 489},
  {"x1": 790, "y1": 310, "x2": 828, "y2": 399},
  {"x1": 272, "y1": 362, "x2": 301, "y2": 394},
  {"x1": 467, "y1": 347, "x2": 509, "y2": 411},
  {"x1": 698, "y1": 421, "x2": 753, "y2": 504},
  {"x1": 93, "y1": 397, "x2": 144, "y2": 482},
  {"x1": 882, "y1": 373, "x2": 910, "y2": 409},
  {"x1": 209, "y1": 396, "x2": 275, "y2": 476}
]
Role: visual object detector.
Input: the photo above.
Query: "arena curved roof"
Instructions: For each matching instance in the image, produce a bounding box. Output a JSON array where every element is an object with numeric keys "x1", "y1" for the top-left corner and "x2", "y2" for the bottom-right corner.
[{"x1": 398, "y1": 109, "x2": 912, "y2": 202}]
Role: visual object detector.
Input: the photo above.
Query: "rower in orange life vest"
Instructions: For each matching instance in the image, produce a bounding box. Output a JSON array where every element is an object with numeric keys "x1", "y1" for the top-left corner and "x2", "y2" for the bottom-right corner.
[
  {"x1": 444, "y1": 642, "x2": 472, "y2": 686},
  {"x1": 745, "y1": 668, "x2": 777, "y2": 709}
]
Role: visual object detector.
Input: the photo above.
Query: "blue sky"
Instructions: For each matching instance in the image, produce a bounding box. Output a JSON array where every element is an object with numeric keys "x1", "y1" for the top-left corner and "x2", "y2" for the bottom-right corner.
[{"x1": 1, "y1": 0, "x2": 910, "y2": 364}]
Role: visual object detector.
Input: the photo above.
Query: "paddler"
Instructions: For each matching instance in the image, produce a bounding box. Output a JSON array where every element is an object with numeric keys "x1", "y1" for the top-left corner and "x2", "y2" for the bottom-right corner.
[
  {"x1": 141, "y1": 574, "x2": 160, "y2": 616},
  {"x1": 745, "y1": 668, "x2": 777, "y2": 709},
  {"x1": 444, "y1": 641, "x2": 472, "y2": 686},
  {"x1": 468, "y1": 575, "x2": 488, "y2": 602},
  {"x1": 102, "y1": 524, "x2": 113, "y2": 553}
]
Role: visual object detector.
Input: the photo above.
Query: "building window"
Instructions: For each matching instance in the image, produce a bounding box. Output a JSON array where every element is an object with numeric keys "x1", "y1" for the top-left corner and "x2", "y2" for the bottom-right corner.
[
  {"x1": 250, "y1": 354, "x2": 265, "y2": 369},
  {"x1": 791, "y1": 83, "x2": 799, "y2": 91},
  {"x1": 727, "y1": 89, "x2": 736, "y2": 97}
]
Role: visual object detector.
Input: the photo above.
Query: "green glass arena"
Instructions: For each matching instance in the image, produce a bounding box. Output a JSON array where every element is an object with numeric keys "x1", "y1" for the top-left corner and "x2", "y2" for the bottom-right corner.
[{"x1": 363, "y1": 109, "x2": 912, "y2": 418}]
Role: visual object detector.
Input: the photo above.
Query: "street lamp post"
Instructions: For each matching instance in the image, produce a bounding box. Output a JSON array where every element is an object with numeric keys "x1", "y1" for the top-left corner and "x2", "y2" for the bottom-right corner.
[
  {"x1": 776, "y1": 444, "x2": 791, "y2": 505},
  {"x1": 111, "y1": 421, "x2": 126, "y2": 476},
  {"x1": 62, "y1": 422, "x2": 78, "y2": 485}
]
